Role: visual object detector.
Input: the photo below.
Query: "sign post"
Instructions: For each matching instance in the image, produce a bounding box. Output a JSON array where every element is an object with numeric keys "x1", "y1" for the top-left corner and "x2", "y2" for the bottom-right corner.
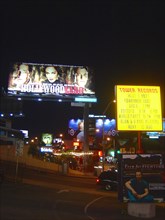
[
  {"x1": 15, "y1": 139, "x2": 24, "y2": 182},
  {"x1": 83, "y1": 103, "x2": 89, "y2": 172}
]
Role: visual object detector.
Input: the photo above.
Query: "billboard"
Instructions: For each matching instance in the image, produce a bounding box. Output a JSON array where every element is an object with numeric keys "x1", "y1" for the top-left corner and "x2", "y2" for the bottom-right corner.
[
  {"x1": 68, "y1": 118, "x2": 117, "y2": 140},
  {"x1": 41, "y1": 133, "x2": 53, "y2": 146},
  {"x1": 118, "y1": 154, "x2": 165, "y2": 203},
  {"x1": 7, "y1": 62, "x2": 95, "y2": 101},
  {"x1": 116, "y1": 85, "x2": 162, "y2": 131},
  {"x1": 68, "y1": 119, "x2": 84, "y2": 141},
  {"x1": 95, "y1": 118, "x2": 117, "y2": 137}
]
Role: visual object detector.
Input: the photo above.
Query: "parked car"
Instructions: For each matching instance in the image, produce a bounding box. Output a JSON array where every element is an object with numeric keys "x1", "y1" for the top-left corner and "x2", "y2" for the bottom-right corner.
[{"x1": 96, "y1": 169, "x2": 118, "y2": 191}]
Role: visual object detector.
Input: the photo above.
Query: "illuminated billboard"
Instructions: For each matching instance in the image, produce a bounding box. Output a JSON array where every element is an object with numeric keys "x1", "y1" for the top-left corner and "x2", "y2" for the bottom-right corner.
[
  {"x1": 68, "y1": 119, "x2": 84, "y2": 141},
  {"x1": 41, "y1": 133, "x2": 53, "y2": 146},
  {"x1": 116, "y1": 85, "x2": 162, "y2": 131},
  {"x1": 68, "y1": 118, "x2": 117, "y2": 139},
  {"x1": 7, "y1": 62, "x2": 95, "y2": 101}
]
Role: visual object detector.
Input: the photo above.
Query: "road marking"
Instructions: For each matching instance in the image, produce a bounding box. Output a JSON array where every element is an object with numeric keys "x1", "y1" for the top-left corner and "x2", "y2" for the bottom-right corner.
[
  {"x1": 84, "y1": 196, "x2": 106, "y2": 220},
  {"x1": 57, "y1": 189, "x2": 70, "y2": 193}
]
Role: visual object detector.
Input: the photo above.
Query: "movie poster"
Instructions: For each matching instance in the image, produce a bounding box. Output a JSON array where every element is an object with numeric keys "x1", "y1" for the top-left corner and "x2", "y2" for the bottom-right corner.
[{"x1": 7, "y1": 62, "x2": 95, "y2": 100}]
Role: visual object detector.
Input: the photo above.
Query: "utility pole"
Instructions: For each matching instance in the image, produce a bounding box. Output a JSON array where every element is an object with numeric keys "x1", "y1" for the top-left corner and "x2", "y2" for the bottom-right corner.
[
  {"x1": 102, "y1": 100, "x2": 116, "y2": 171},
  {"x1": 83, "y1": 103, "x2": 89, "y2": 172}
]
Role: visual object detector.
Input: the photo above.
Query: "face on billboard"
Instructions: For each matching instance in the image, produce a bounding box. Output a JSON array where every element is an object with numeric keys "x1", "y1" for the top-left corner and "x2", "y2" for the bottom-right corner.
[
  {"x1": 17, "y1": 64, "x2": 30, "y2": 83},
  {"x1": 78, "y1": 120, "x2": 84, "y2": 131},
  {"x1": 45, "y1": 66, "x2": 58, "y2": 83},
  {"x1": 42, "y1": 133, "x2": 53, "y2": 145},
  {"x1": 7, "y1": 63, "x2": 95, "y2": 100},
  {"x1": 75, "y1": 67, "x2": 88, "y2": 87},
  {"x1": 9, "y1": 64, "x2": 30, "y2": 89}
]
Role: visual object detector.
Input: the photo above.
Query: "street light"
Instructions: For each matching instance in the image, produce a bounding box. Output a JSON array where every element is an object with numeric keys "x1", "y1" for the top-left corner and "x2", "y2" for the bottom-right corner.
[
  {"x1": 59, "y1": 133, "x2": 63, "y2": 138},
  {"x1": 102, "y1": 99, "x2": 116, "y2": 171}
]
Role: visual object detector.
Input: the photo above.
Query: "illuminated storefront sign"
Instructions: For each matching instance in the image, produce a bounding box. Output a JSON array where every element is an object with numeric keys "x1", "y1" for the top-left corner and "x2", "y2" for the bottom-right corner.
[
  {"x1": 73, "y1": 141, "x2": 80, "y2": 147},
  {"x1": 40, "y1": 147, "x2": 53, "y2": 153},
  {"x1": 7, "y1": 62, "x2": 95, "y2": 101},
  {"x1": 116, "y1": 85, "x2": 162, "y2": 131}
]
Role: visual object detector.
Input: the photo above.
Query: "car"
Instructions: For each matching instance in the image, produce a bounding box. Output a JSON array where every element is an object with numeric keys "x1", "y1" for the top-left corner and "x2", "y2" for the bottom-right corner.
[{"x1": 96, "y1": 169, "x2": 118, "y2": 191}]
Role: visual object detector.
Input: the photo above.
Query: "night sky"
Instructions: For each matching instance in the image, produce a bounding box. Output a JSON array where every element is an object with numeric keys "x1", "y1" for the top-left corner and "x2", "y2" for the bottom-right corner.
[{"x1": 1, "y1": 0, "x2": 165, "y2": 137}]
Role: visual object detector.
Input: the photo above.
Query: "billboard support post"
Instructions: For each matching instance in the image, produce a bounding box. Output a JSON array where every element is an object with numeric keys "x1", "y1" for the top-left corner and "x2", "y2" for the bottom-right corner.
[
  {"x1": 83, "y1": 103, "x2": 89, "y2": 172},
  {"x1": 15, "y1": 156, "x2": 19, "y2": 183},
  {"x1": 102, "y1": 100, "x2": 116, "y2": 171},
  {"x1": 102, "y1": 117, "x2": 105, "y2": 172},
  {"x1": 137, "y1": 131, "x2": 143, "y2": 153}
]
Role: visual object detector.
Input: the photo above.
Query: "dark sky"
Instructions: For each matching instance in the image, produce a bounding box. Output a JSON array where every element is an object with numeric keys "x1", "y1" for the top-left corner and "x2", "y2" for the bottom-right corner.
[{"x1": 1, "y1": 0, "x2": 165, "y2": 137}]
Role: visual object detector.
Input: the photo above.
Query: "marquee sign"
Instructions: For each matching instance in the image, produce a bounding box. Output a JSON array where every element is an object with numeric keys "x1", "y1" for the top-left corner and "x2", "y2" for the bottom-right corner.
[{"x1": 116, "y1": 85, "x2": 162, "y2": 131}]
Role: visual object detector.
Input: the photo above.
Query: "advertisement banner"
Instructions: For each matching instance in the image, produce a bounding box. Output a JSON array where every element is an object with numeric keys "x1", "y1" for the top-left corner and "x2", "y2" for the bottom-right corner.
[
  {"x1": 7, "y1": 62, "x2": 95, "y2": 101},
  {"x1": 68, "y1": 118, "x2": 117, "y2": 138},
  {"x1": 41, "y1": 133, "x2": 53, "y2": 146},
  {"x1": 118, "y1": 154, "x2": 165, "y2": 203}
]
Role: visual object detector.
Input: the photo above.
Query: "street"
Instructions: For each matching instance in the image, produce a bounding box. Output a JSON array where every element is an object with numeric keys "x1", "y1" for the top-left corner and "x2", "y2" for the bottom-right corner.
[{"x1": 0, "y1": 169, "x2": 165, "y2": 220}]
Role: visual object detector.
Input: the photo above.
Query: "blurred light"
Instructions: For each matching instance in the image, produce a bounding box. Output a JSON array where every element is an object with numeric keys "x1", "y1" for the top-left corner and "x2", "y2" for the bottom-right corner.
[
  {"x1": 41, "y1": 147, "x2": 53, "y2": 153},
  {"x1": 75, "y1": 97, "x2": 97, "y2": 103},
  {"x1": 73, "y1": 141, "x2": 79, "y2": 147},
  {"x1": 89, "y1": 114, "x2": 106, "y2": 118},
  {"x1": 98, "y1": 151, "x2": 103, "y2": 157},
  {"x1": 110, "y1": 151, "x2": 115, "y2": 157},
  {"x1": 37, "y1": 98, "x2": 42, "y2": 101},
  {"x1": 53, "y1": 151, "x2": 93, "y2": 157},
  {"x1": 58, "y1": 99, "x2": 62, "y2": 102},
  {"x1": 1, "y1": 113, "x2": 4, "y2": 117}
]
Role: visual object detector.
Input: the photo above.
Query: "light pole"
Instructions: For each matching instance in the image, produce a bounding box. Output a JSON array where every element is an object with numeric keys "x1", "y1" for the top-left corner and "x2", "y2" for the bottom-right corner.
[{"x1": 102, "y1": 99, "x2": 116, "y2": 171}]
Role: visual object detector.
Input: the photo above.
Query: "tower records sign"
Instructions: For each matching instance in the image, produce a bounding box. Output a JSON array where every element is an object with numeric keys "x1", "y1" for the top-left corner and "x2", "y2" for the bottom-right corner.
[{"x1": 116, "y1": 85, "x2": 162, "y2": 131}]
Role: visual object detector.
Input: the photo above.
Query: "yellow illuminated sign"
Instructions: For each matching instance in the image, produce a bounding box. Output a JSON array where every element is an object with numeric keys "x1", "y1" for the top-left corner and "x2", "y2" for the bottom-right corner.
[{"x1": 116, "y1": 85, "x2": 162, "y2": 131}]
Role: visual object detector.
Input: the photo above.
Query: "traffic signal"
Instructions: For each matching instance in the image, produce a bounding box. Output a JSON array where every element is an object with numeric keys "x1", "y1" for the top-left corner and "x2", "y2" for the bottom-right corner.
[{"x1": 114, "y1": 148, "x2": 120, "y2": 158}]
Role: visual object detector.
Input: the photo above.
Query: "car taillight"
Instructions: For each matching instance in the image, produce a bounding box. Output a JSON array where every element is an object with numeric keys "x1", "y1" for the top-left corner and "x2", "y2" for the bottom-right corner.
[{"x1": 96, "y1": 179, "x2": 100, "y2": 183}]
